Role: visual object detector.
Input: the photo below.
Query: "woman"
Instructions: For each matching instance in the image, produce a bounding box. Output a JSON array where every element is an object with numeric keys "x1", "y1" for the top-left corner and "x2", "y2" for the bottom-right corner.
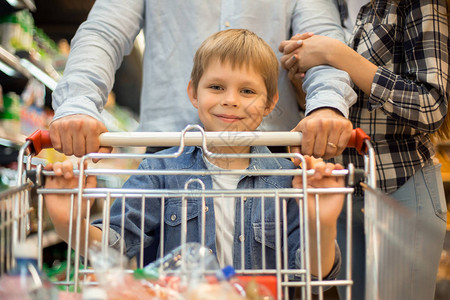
[{"x1": 279, "y1": 0, "x2": 449, "y2": 298}]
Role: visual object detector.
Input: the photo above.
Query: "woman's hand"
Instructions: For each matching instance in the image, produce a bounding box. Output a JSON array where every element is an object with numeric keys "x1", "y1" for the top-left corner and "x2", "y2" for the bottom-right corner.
[
  {"x1": 281, "y1": 33, "x2": 377, "y2": 96},
  {"x1": 280, "y1": 34, "x2": 343, "y2": 76},
  {"x1": 279, "y1": 33, "x2": 314, "y2": 83}
]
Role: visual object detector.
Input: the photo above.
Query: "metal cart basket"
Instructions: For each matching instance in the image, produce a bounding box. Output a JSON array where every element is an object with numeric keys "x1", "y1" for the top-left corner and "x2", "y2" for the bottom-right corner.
[{"x1": 1, "y1": 125, "x2": 375, "y2": 300}]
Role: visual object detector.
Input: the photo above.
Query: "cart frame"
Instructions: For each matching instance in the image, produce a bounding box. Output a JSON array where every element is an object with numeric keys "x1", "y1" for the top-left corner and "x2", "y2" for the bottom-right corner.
[{"x1": 2, "y1": 125, "x2": 375, "y2": 299}]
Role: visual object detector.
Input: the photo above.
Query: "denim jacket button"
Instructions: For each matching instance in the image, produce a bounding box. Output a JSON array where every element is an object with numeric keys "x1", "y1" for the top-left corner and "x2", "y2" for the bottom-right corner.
[
  {"x1": 204, "y1": 206, "x2": 209, "y2": 212},
  {"x1": 170, "y1": 214, "x2": 177, "y2": 221},
  {"x1": 239, "y1": 235, "x2": 245, "y2": 242},
  {"x1": 243, "y1": 197, "x2": 247, "y2": 201},
  {"x1": 209, "y1": 248, "x2": 213, "y2": 254}
]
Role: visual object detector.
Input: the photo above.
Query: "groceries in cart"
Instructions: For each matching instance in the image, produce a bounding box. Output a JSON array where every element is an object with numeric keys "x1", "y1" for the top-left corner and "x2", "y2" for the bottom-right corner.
[{"x1": 83, "y1": 241, "x2": 275, "y2": 300}]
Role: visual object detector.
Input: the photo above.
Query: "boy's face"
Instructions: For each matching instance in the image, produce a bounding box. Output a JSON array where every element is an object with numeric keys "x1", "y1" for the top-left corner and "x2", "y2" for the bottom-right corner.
[{"x1": 188, "y1": 59, "x2": 278, "y2": 132}]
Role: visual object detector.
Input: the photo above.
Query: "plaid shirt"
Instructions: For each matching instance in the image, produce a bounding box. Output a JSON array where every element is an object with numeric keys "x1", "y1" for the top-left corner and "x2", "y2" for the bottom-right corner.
[{"x1": 338, "y1": 0, "x2": 449, "y2": 194}]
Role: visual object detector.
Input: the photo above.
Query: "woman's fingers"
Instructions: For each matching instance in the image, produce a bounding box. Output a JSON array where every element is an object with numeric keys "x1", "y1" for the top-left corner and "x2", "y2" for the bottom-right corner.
[
  {"x1": 279, "y1": 32, "x2": 314, "y2": 52},
  {"x1": 291, "y1": 32, "x2": 314, "y2": 41}
]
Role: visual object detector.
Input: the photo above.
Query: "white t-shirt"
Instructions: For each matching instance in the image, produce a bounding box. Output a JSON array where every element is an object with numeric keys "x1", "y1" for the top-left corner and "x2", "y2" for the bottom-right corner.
[{"x1": 203, "y1": 157, "x2": 241, "y2": 267}]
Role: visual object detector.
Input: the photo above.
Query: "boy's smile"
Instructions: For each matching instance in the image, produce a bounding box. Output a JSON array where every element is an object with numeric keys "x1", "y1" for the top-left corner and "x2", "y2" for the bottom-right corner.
[{"x1": 188, "y1": 59, "x2": 278, "y2": 132}]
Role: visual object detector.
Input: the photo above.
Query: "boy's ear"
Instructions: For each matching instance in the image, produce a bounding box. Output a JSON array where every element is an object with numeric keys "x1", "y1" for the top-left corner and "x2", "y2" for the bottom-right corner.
[
  {"x1": 187, "y1": 80, "x2": 199, "y2": 108},
  {"x1": 264, "y1": 92, "x2": 279, "y2": 116}
]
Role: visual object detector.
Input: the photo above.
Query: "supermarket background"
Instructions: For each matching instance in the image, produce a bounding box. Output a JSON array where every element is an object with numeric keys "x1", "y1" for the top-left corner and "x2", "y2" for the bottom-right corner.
[{"x1": 0, "y1": 0, "x2": 449, "y2": 299}]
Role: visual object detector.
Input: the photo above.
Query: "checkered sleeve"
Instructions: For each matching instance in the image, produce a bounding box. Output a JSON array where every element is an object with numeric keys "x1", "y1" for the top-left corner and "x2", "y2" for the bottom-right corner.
[{"x1": 368, "y1": 0, "x2": 449, "y2": 133}]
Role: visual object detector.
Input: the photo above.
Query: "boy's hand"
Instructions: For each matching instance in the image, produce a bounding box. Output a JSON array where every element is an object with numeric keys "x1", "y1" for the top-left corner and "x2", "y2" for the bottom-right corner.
[
  {"x1": 44, "y1": 160, "x2": 97, "y2": 229},
  {"x1": 292, "y1": 156, "x2": 345, "y2": 226},
  {"x1": 293, "y1": 156, "x2": 345, "y2": 277}
]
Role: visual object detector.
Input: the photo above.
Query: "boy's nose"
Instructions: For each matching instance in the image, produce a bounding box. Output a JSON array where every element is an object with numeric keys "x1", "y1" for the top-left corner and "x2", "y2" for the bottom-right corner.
[{"x1": 221, "y1": 90, "x2": 240, "y2": 107}]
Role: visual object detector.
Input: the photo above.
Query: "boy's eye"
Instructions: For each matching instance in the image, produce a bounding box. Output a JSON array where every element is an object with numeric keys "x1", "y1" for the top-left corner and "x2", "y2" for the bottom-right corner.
[
  {"x1": 209, "y1": 85, "x2": 223, "y2": 90},
  {"x1": 241, "y1": 88, "x2": 256, "y2": 95}
]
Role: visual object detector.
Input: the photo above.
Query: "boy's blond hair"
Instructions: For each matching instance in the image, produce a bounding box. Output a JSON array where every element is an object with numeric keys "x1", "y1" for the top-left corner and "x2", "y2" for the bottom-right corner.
[{"x1": 190, "y1": 29, "x2": 279, "y2": 106}]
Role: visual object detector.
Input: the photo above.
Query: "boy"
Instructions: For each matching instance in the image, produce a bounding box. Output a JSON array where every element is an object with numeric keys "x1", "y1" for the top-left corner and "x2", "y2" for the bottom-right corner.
[{"x1": 44, "y1": 29, "x2": 344, "y2": 279}]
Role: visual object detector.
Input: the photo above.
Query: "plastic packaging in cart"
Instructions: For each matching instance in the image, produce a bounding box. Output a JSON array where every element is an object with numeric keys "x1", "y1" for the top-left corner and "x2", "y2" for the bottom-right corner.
[
  {"x1": 136, "y1": 243, "x2": 246, "y2": 300},
  {"x1": 221, "y1": 266, "x2": 274, "y2": 300},
  {"x1": 86, "y1": 242, "x2": 169, "y2": 300},
  {"x1": 87, "y1": 242, "x2": 246, "y2": 299},
  {"x1": 0, "y1": 240, "x2": 58, "y2": 300}
]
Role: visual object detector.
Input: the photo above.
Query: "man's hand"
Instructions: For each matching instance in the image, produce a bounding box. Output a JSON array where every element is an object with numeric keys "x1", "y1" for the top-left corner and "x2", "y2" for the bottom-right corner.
[
  {"x1": 290, "y1": 108, "x2": 353, "y2": 161},
  {"x1": 49, "y1": 114, "x2": 112, "y2": 159}
]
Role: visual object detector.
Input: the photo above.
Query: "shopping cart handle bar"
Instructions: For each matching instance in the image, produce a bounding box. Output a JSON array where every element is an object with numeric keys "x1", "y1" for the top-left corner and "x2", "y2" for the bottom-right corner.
[{"x1": 26, "y1": 128, "x2": 370, "y2": 155}]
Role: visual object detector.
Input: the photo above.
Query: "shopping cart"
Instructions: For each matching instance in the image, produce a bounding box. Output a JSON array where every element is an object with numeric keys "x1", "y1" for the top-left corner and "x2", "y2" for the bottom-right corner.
[{"x1": 2, "y1": 125, "x2": 374, "y2": 300}]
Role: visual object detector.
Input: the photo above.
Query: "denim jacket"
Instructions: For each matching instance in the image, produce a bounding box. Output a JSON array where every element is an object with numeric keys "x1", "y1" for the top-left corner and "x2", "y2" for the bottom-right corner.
[{"x1": 92, "y1": 146, "x2": 340, "y2": 278}]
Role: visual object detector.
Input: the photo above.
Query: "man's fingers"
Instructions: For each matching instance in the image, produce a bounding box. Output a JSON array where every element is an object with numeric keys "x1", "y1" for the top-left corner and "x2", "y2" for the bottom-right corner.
[
  {"x1": 288, "y1": 145, "x2": 302, "y2": 167},
  {"x1": 85, "y1": 131, "x2": 101, "y2": 155},
  {"x1": 92, "y1": 146, "x2": 114, "y2": 163},
  {"x1": 48, "y1": 115, "x2": 109, "y2": 157},
  {"x1": 298, "y1": 125, "x2": 316, "y2": 157},
  {"x1": 295, "y1": 108, "x2": 353, "y2": 159},
  {"x1": 322, "y1": 120, "x2": 353, "y2": 159},
  {"x1": 49, "y1": 126, "x2": 62, "y2": 153},
  {"x1": 335, "y1": 125, "x2": 353, "y2": 156},
  {"x1": 72, "y1": 128, "x2": 86, "y2": 157},
  {"x1": 59, "y1": 125, "x2": 74, "y2": 156}
]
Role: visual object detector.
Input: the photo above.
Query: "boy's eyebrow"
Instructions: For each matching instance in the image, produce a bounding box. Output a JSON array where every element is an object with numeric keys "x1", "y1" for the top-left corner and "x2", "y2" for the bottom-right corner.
[{"x1": 205, "y1": 76, "x2": 261, "y2": 87}]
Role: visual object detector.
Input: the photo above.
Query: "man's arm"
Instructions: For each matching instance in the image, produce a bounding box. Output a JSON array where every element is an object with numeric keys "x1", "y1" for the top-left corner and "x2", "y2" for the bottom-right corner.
[
  {"x1": 51, "y1": 0, "x2": 144, "y2": 156},
  {"x1": 286, "y1": 0, "x2": 356, "y2": 159}
]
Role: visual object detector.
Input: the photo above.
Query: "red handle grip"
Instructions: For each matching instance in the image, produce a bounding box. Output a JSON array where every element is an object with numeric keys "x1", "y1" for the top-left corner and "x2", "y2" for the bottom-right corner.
[
  {"x1": 347, "y1": 128, "x2": 370, "y2": 155},
  {"x1": 26, "y1": 129, "x2": 52, "y2": 154}
]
